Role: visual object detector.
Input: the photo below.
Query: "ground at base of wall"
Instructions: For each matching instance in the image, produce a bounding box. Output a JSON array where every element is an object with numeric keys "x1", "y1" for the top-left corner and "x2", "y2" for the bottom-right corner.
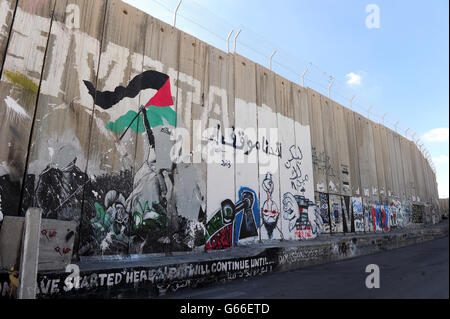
[{"x1": 0, "y1": 221, "x2": 448, "y2": 299}]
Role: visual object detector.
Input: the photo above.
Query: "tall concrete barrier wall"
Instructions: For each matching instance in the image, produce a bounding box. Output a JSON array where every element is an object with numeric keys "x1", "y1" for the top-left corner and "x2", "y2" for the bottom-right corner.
[{"x1": 0, "y1": 0, "x2": 441, "y2": 266}]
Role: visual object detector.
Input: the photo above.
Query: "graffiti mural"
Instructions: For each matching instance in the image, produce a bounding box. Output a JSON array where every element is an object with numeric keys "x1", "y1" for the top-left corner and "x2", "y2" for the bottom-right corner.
[
  {"x1": 260, "y1": 173, "x2": 282, "y2": 240},
  {"x1": 282, "y1": 192, "x2": 319, "y2": 240},
  {"x1": 381, "y1": 203, "x2": 391, "y2": 231},
  {"x1": 280, "y1": 140, "x2": 320, "y2": 240},
  {"x1": 205, "y1": 187, "x2": 260, "y2": 251},
  {"x1": 329, "y1": 195, "x2": 343, "y2": 233},
  {"x1": 315, "y1": 192, "x2": 331, "y2": 234},
  {"x1": 363, "y1": 200, "x2": 374, "y2": 233},
  {"x1": 401, "y1": 201, "x2": 411, "y2": 227},
  {"x1": 390, "y1": 200, "x2": 401, "y2": 228},
  {"x1": 81, "y1": 70, "x2": 206, "y2": 256},
  {"x1": 341, "y1": 195, "x2": 353, "y2": 233},
  {"x1": 352, "y1": 197, "x2": 364, "y2": 232},
  {"x1": 0, "y1": 1, "x2": 440, "y2": 267},
  {"x1": 371, "y1": 202, "x2": 390, "y2": 231}
]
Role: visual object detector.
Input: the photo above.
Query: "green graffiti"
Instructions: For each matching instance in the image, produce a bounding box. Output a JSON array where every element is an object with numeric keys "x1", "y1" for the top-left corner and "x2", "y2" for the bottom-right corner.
[
  {"x1": 4, "y1": 70, "x2": 39, "y2": 95},
  {"x1": 106, "y1": 110, "x2": 145, "y2": 135},
  {"x1": 132, "y1": 200, "x2": 168, "y2": 233},
  {"x1": 91, "y1": 202, "x2": 112, "y2": 231},
  {"x1": 105, "y1": 107, "x2": 177, "y2": 135},
  {"x1": 205, "y1": 210, "x2": 224, "y2": 240},
  {"x1": 132, "y1": 200, "x2": 152, "y2": 227}
]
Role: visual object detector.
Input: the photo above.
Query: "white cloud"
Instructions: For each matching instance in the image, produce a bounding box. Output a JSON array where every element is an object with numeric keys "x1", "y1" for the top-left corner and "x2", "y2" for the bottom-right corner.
[
  {"x1": 422, "y1": 128, "x2": 449, "y2": 142},
  {"x1": 346, "y1": 72, "x2": 362, "y2": 86},
  {"x1": 433, "y1": 155, "x2": 449, "y2": 164}
]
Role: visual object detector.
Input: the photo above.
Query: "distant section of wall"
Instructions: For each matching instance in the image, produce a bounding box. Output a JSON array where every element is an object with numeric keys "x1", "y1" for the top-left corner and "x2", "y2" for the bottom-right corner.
[
  {"x1": 0, "y1": 0, "x2": 441, "y2": 263},
  {"x1": 440, "y1": 199, "x2": 449, "y2": 216}
]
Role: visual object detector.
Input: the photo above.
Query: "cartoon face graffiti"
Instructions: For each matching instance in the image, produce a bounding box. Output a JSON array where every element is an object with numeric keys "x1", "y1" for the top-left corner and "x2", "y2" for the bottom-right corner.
[{"x1": 261, "y1": 173, "x2": 278, "y2": 225}]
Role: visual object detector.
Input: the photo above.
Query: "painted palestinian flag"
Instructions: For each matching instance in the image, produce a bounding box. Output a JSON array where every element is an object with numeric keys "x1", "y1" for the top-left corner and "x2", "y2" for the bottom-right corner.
[{"x1": 84, "y1": 70, "x2": 176, "y2": 134}]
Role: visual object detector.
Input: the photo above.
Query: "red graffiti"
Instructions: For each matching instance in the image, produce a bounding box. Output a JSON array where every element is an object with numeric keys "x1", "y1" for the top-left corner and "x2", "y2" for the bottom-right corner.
[
  {"x1": 205, "y1": 225, "x2": 233, "y2": 251},
  {"x1": 54, "y1": 246, "x2": 71, "y2": 256},
  {"x1": 295, "y1": 225, "x2": 312, "y2": 239},
  {"x1": 381, "y1": 208, "x2": 388, "y2": 231},
  {"x1": 41, "y1": 229, "x2": 57, "y2": 240},
  {"x1": 372, "y1": 207, "x2": 377, "y2": 231}
]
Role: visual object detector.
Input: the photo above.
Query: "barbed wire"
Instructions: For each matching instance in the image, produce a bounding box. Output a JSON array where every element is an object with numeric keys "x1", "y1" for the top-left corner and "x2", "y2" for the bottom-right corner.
[{"x1": 131, "y1": 0, "x2": 436, "y2": 169}]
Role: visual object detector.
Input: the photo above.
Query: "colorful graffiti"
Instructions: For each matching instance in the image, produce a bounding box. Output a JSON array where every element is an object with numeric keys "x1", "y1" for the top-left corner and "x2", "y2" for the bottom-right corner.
[
  {"x1": 363, "y1": 200, "x2": 374, "y2": 233},
  {"x1": 282, "y1": 192, "x2": 318, "y2": 240},
  {"x1": 0, "y1": 2, "x2": 439, "y2": 270},
  {"x1": 0, "y1": 267, "x2": 18, "y2": 299},
  {"x1": 371, "y1": 202, "x2": 390, "y2": 231},
  {"x1": 205, "y1": 187, "x2": 260, "y2": 251}
]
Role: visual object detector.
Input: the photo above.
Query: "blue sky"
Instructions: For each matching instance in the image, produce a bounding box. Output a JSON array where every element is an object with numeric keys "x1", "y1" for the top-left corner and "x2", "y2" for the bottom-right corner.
[{"x1": 124, "y1": 0, "x2": 449, "y2": 198}]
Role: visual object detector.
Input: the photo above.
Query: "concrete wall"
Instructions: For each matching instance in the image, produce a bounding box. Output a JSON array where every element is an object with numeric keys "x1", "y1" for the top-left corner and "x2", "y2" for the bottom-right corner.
[
  {"x1": 439, "y1": 199, "x2": 449, "y2": 216},
  {"x1": 0, "y1": 0, "x2": 441, "y2": 263}
]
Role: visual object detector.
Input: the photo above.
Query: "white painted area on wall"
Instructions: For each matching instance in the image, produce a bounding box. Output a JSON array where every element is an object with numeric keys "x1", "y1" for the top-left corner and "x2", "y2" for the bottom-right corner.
[
  {"x1": 258, "y1": 105, "x2": 282, "y2": 240},
  {"x1": 235, "y1": 98, "x2": 260, "y2": 243},
  {"x1": 4, "y1": 7, "x2": 50, "y2": 83},
  {"x1": 278, "y1": 113, "x2": 297, "y2": 240}
]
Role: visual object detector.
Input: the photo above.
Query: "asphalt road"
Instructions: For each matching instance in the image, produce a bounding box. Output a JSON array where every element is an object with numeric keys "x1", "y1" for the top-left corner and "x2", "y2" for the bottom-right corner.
[{"x1": 158, "y1": 237, "x2": 449, "y2": 299}]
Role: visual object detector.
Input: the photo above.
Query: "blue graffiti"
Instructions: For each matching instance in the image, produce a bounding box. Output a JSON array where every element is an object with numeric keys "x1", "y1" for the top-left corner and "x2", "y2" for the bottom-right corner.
[{"x1": 233, "y1": 187, "x2": 260, "y2": 246}]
